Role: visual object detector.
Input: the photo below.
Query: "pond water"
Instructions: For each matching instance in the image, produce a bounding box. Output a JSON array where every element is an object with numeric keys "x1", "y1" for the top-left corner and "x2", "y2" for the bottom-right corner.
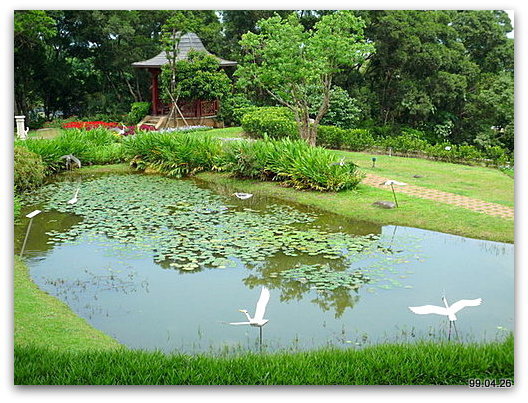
[{"x1": 15, "y1": 172, "x2": 514, "y2": 353}]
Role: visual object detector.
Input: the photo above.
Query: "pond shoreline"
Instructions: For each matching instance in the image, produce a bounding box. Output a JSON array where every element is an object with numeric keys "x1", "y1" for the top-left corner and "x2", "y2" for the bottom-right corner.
[
  {"x1": 14, "y1": 168, "x2": 514, "y2": 384},
  {"x1": 61, "y1": 163, "x2": 513, "y2": 243}
]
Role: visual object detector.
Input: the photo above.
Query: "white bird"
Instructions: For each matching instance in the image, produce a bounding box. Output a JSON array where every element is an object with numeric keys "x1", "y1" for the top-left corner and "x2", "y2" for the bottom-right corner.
[
  {"x1": 67, "y1": 187, "x2": 80, "y2": 204},
  {"x1": 381, "y1": 179, "x2": 407, "y2": 186},
  {"x1": 409, "y1": 296, "x2": 482, "y2": 340},
  {"x1": 230, "y1": 287, "x2": 270, "y2": 345},
  {"x1": 233, "y1": 192, "x2": 253, "y2": 200}
]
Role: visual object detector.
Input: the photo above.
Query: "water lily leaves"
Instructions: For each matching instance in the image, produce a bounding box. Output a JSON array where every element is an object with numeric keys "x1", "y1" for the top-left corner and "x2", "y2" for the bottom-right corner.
[{"x1": 21, "y1": 174, "x2": 423, "y2": 283}]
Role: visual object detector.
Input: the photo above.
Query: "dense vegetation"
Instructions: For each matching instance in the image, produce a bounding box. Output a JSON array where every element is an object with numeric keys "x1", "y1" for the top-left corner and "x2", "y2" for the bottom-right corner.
[{"x1": 15, "y1": 10, "x2": 513, "y2": 153}]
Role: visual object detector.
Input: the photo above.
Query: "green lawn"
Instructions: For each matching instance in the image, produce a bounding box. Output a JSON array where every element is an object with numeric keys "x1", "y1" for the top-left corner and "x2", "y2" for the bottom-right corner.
[
  {"x1": 14, "y1": 256, "x2": 121, "y2": 352},
  {"x1": 333, "y1": 150, "x2": 514, "y2": 207}
]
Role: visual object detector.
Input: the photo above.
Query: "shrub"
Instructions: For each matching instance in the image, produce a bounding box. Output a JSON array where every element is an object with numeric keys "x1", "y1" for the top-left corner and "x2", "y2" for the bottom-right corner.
[
  {"x1": 123, "y1": 131, "x2": 223, "y2": 177},
  {"x1": 382, "y1": 131, "x2": 430, "y2": 154},
  {"x1": 222, "y1": 137, "x2": 362, "y2": 191},
  {"x1": 217, "y1": 94, "x2": 254, "y2": 126},
  {"x1": 316, "y1": 125, "x2": 347, "y2": 149},
  {"x1": 312, "y1": 86, "x2": 360, "y2": 129},
  {"x1": 341, "y1": 129, "x2": 375, "y2": 151},
  {"x1": 14, "y1": 145, "x2": 46, "y2": 192},
  {"x1": 241, "y1": 107, "x2": 298, "y2": 139},
  {"x1": 126, "y1": 102, "x2": 151, "y2": 126}
]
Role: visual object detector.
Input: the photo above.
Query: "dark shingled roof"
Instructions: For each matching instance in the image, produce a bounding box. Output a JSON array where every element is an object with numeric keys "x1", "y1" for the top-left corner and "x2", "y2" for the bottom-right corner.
[{"x1": 132, "y1": 32, "x2": 237, "y2": 68}]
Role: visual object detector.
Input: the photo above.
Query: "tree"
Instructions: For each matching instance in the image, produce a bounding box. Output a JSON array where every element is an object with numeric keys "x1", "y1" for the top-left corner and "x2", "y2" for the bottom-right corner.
[{"x1": 236, "y1": 11, "x2": 374, "y2": 145}]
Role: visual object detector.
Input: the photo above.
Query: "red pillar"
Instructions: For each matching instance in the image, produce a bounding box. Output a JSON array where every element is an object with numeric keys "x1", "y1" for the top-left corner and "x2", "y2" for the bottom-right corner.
[{"x1": 149, "y1": 68, "x2": 161, "y2": 115}]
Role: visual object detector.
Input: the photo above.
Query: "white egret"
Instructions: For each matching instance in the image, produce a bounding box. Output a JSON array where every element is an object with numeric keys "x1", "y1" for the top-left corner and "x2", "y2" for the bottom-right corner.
[
  {"x1": 19, "y1": 210, "x2": 41, "y2": 257},
  {"x1": 67, "y1": 187, "x2": 80, "y2": 204},
  {"x1": 233, "y1": 192, "x2": 253, "y2": 200},
  {"x1": 380, "y1": 180, "x2": 406, "y2": 208},
  {"x1": 230, "y1": 287, "x2": 270, "y2": 346},
  {"x1": 409, "y1": 296, "x2": 482, "y2": 340}
]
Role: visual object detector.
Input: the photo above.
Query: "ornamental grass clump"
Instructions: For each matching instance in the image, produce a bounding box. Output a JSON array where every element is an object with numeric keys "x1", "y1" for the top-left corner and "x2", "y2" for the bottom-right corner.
[
  {"x1": 123, "y1": 131, "x2": 223, "y2": 177},
  {"x1": 16, "y1": 128, "x2": 125, "y2": 173},
  {"x1": 222, "y1": 137, "x2": 363, "y2": 191}
]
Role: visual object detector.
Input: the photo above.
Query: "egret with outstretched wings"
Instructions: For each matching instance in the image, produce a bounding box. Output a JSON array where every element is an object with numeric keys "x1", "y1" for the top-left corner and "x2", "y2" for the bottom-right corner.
[
  {"x1": 409, "y1": 296, "x2": 482, "y2": 340},
  {"x1": 229, "y1": 287, "x2": 270, "y2": 346}
]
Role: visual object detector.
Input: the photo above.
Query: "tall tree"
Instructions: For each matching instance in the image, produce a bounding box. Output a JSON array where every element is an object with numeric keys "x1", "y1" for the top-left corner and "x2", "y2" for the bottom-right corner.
[{"x1": 236, "y1": 11, "x2": 374, "y2": 145}]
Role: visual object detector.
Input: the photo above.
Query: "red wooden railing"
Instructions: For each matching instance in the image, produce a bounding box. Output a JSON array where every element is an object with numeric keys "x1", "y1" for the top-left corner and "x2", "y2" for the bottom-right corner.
[{"x1": 157, "y1": 99, "x2": 219, "y2": 118}]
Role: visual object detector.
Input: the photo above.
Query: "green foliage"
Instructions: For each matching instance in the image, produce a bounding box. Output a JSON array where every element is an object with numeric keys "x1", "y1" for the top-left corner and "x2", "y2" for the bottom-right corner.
[
  {"x1": 311, "y1": 86, "x2": 361, "y2": 129},
  {"x1": 14, "y1": 145, "x2": 46, "y2": 192},
  {"x1": 236, "y1": 11, "x2": 374, "y2": 144},
  {"x1": 241, "y1": 107, "x2": 298, "y2": 139},
  {"x1": 126, "y1": 102, "x2": 151, "y2": 125},
  {"x1": 222, "y1": 137, "x2": 363, "y2": 191},
  {"x1": 14, "y1": 195, "x2": 22, "y2": 221},
  {"x1": 160, "y1": 50, "x2": 232, "y2": 103},
  {"x1": 382, "y1": 131, "x2": 431, "y2": 154},
  {"x1": 17, "y1": 128, "x2": 125, "y2": 173},
  {"x1": 217, "y1": 93, "x2": 254, "y2": 126},
  {"x1": 123, "y1": 131, "x2": 223, "y2": 177}
]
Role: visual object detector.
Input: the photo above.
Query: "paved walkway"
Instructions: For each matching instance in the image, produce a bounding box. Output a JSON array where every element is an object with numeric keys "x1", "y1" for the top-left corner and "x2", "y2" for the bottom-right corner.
[{"x1": 362, "y1": 173, "x2": 514, "y2": 220}]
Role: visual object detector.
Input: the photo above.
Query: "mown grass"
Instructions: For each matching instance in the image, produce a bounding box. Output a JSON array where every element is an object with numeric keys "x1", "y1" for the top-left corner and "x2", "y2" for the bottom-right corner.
[
  {"x1": 14, "y1": 257, "x2": 121, "y2": 351},
  {"x1": 15, "y1": 335, "x2": 513, "y2": 385},
  {"x1": 334, "y1": 150, "x2": 514, "y2": 207},
  {"x1": 196, "y1": 172, "x2": 513, "y2": 243}
]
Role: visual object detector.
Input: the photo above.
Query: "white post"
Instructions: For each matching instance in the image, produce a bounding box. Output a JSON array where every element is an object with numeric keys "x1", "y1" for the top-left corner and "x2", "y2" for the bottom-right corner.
[{"x1": 15, "y1": 115, "x2": 29, "y2": 139}]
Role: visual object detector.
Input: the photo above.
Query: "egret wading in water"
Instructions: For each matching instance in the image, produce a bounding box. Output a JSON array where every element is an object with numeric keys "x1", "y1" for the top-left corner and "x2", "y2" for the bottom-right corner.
[
  {"x1": 409, "y1": 295, "x2": 482, "y2": 341},
  {"x1": 233, "y1": 192, "x2": 253, "y2": 200},
  {"x1": 229, "y1": 287, "x2": 270, "y2": 347}
]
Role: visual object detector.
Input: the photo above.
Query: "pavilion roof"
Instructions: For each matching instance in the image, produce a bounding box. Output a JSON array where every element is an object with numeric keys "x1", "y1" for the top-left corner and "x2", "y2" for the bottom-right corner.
[{"x1": 132, "y1": 32, "x2": 237, "y2": 68}]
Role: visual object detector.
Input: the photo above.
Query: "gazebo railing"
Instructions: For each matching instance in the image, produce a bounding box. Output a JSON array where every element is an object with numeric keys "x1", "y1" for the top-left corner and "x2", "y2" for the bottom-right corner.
[{"x1": 158, "y1": 99, "x2": 219, "y2": 118}]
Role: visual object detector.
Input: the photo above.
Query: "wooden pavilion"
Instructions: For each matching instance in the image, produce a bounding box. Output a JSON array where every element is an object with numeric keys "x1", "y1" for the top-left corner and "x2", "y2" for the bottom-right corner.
[{"x1": 132, "y1": 32, "x2": 237, "y2": 128}]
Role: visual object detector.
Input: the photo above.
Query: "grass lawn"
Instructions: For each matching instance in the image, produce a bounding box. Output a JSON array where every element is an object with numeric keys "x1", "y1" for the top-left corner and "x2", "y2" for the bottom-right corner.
[
  {"x1": 334, "y1": 150, "x2": 514, "y2": 207},
  {"x1": 14, "y1": 256, "x2": 121, "y2": 351}
]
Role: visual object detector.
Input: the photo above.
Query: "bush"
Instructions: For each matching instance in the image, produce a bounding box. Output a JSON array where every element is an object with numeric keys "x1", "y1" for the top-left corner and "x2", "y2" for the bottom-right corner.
[
  {"x1": 341, "y1": 129, "x2": 376, "y2": 151},
  {"x1": 126, "y1": 102, "x2": 151, "y2": 126},
  {"x1": 381, "y1": 131, "x2": 430, "y2": 154},
  {"x1": 241, "y1": 107, "x2": 298, "y2": 139},
  {"x1": 313, "y1": 86, "x2": 361, "y2": 129},
  {"x1": 316, "y1": 125, "x2": 348, "y2": 149},
  {"x1": 123, "y1": 131, "x2": 223, "y2": 177},
  {"x1": 217, "y1": 94, "x2": 254, "y2": 126},
  {"x1": 222, "y1": 137, "x2": 362, "y2": 191},
  {"x1": 14, "y1": 145, "x2": 46, "y2": 192}
]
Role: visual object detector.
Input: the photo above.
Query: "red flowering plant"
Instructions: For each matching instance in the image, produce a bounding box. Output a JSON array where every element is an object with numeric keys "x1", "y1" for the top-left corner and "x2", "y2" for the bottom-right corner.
[{"x1": 62, "y1": 121, "x2": 156, "y2": 135}]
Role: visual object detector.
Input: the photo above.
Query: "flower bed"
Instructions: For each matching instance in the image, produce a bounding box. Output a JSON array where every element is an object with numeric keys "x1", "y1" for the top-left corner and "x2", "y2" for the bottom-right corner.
[{"x1": 62, "y1": 121, "x2": 156, "y2": 136}]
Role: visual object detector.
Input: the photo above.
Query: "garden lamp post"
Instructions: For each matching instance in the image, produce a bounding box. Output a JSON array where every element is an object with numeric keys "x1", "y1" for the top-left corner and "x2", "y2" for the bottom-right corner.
[
  {"x1": 19, "y1": 210, "x2": 41, "y2": 257},
  {"x1": 372, "y1": 157, "x2": 377, "y2": 168}
]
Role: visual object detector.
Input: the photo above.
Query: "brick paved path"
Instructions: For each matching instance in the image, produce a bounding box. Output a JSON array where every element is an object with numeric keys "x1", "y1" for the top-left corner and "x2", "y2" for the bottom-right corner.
[{"x1": 362, "y1": 173, "x2": 514, "y2": 220}]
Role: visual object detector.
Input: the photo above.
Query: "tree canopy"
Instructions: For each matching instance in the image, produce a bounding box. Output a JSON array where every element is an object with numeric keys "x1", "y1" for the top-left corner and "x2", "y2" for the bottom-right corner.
[{"x1": 14, "y1": 9, "x2": 514, "y2": 152}]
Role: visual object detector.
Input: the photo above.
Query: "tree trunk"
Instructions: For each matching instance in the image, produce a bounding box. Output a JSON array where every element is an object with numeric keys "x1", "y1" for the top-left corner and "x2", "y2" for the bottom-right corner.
[{"x1": 298, "y1": 117, "x2": 317, "y2": 146}]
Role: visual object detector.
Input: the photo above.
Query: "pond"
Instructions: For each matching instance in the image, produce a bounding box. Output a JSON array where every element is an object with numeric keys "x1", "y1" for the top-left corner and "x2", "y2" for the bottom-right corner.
[{"x1": 15, "y1": 172, "x2": 514, "y2": 353}]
